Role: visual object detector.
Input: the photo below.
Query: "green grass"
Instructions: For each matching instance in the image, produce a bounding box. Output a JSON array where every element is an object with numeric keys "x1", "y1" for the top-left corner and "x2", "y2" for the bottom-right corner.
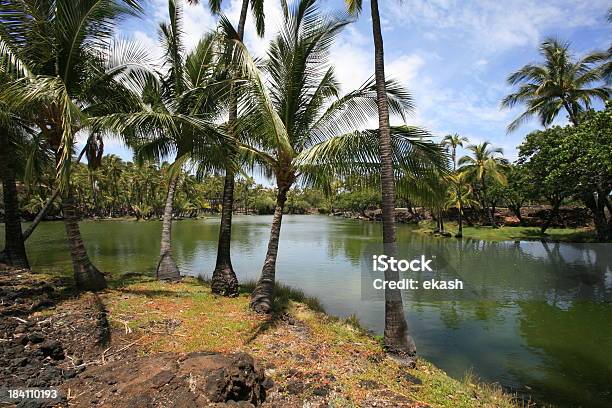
[
  {"x1": 415, "y1": 220, "x2": 598, "y2": 243},
  {"x1": 238, "y1": 278, "x2": 326, "y2": 313}
]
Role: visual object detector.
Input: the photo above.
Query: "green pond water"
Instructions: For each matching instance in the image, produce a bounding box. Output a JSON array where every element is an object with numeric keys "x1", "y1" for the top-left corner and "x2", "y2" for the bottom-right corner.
[{"x1": 2, "y1": 215, "x2": 611, "y2": 407}]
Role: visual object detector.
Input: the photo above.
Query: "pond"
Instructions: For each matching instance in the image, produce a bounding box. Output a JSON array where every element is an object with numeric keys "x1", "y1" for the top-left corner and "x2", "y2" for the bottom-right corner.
[{"x1": 3, "y1": 215, "x2": 611, "y2": 407}]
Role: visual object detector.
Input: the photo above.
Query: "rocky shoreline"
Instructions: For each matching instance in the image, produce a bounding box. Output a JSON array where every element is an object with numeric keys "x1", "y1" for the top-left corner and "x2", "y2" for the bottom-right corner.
[{"x1": 332, "y1": 205, "x2": 594, "y2": 229}]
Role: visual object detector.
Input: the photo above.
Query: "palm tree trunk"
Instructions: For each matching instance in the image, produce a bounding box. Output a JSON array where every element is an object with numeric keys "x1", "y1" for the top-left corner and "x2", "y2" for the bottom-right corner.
[
  {"x1": 156, "y1": 174, "x2": 181, "y2": 281},
  {"x1": 562, "y1": 99, "x2": 580, "y2": 126},
  {"x1": 211, "y1": 171, "x2": 239, "y2": 295},
  {"x1": 370, "y1": 0, "x2": 416, "y2": 359},
  {"x1": 62, "y1": 188, "x2": 107, "y2": 291},
  {"x1": 0, "y1": 130, "x2": 29, "y2": 268},
  {"x1": 90, "y1": 173, "x2": 98, "y2": 216},
  {"x1": 456, "y1": 202, "x2": 463, "y2": 238},
  {"x1": 480, "y1": 174, "x2": 496, "y2": 228},
  {"x1": 250, "y1": 182, "x2": 289, "y2": 313},
  {"x1": 210, "y1": 0, "x2": 250, "y2": 296}
]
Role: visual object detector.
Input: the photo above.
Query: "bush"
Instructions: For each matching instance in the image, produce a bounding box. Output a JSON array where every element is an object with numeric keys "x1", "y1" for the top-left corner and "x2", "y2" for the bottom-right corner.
[
  {"x1": 286, "y1": 199, "x2": 310, "y2": 214},
  {"x1": 253, "y1": 196, "x2": 276, "y2": 214}
]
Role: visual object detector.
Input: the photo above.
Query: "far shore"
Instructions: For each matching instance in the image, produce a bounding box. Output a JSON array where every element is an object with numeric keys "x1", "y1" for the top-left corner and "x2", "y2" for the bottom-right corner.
[{"x1": 14, "y1": 212, "x2": 602, "y2": 243}]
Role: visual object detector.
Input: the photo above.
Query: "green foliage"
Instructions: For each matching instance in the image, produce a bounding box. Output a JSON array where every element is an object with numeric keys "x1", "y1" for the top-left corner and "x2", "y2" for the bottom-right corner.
[
  {"x1": 336, "y1": 189, "x2": 381, "y2": 214},
  {"x1": 492, "y1": 165, "x2": 533, "y2": 220},
  {"x1": 252, "y1": 195, "x2": 276, "y2": 215},
  {"x1": 518, "y1": 104, "x2": 612, "y2": 239},
  {"x1": 553, "y1": 106, "x2": 612, "y2": 198}
]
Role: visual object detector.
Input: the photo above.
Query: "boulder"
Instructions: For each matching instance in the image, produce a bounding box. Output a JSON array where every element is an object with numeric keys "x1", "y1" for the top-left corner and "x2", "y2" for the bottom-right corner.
[
  {"x1": 179, "y1": 352, "x2": 266, "y2": 404},
  {"x1": 63, "y1": 351, "x2": 267, "y2": 407}
]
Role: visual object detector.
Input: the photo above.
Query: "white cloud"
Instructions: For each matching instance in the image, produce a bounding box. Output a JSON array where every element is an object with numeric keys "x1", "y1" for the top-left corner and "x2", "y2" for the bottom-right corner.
[
  {"x1": 386, "y1": 54, "x2": 425, "y2": 85},
  {"x1": 330, "y1": 36, "x2": 372, "y2": 95},
  {"x1": 385, "y1": 0, "x2": 609, "y2": 52}
]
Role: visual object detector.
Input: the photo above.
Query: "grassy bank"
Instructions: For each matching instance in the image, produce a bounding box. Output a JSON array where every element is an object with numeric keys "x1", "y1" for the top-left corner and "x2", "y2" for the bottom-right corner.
[
  {"x1": 414, "y1": 220, "x2": 597, "y2": 243},
  {"x1": 102, "y1": 274, "x2": 526, "y2": 407}
]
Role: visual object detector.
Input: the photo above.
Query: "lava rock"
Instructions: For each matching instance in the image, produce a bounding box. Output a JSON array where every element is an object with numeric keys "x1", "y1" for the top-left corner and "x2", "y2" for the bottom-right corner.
[
  {"x1": 312, "y1": 386, "x2": 330, "y2": 397},
  {"x1": 28, "y1": 332, "x2": 45, "y2": 344},
  {"x1": 63, "y1": 369, "x2": 77, "y2": 379},
  {"x1": 200, "y1": 353, "x2": 266, "y2": 404},
  {"x1": 11, "y1": 357, "x2": 29, "y2": 367},
  {"x1": 40, "y1": 339, "x2": 64, "y2": 360}
]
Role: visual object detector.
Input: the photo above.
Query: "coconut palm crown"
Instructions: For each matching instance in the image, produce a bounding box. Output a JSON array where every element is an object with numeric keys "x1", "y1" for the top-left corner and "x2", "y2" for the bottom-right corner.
[
  {"x1": 442, "y1": 133, "x2": 469, "y2": 170},
  {"x1": 501, "y1": 38, "x2": 610, "y2": 132}
]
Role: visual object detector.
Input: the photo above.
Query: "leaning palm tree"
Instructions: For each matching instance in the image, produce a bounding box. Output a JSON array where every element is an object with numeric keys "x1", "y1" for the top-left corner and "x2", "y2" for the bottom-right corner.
[
  {"x1": 441, "y1": 134, "x2": 468, "y2": 171},
  {"x1": 188, "y1": 0, "x2": 266, "y2": 296},
  {"x1": 344, "y1": 0, "x2": 427, "y2": 359},
  {"x1": 0, "y1": 0, "x2": 149, "y2": 290},
  {"x1": 226, "y1": 1, "x2": 446, "y2": 359},
  {"x1": 458, "y1": 142, "x2": 507, "y2": 228},
  {"x1": 96, "y1": 0, "x2": 229, "y2": 281},
  {"x1": 501, "y1": 38, "x2": 610, "y2": 132}
]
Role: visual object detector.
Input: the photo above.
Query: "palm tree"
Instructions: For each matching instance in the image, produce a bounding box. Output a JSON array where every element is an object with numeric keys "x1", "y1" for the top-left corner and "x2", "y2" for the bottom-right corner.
[
  {"x1": 105, "y1": 155, "x2": 124, "y2": 216},
  {"x1": 458, "y1": 142, "x2": 507, "y2": 228},
  {"x1": 445, "y1": 172, "x2": 478, "y2": 238},
  {"x1": 189, "y1": 0, "x2": 265, "y2": 296},
  {"x1": 441, "y1": 134, "x2": 468, "y2": 171},
  {"x1": 0, "y1": 0, "x2": 150, "y2": 290},
  {"x1": 439, "y1": 134, "x2": 468, "y2": 233},
  {"x1": 502, "y1": 38, "x2": 610, "y2": 132},
  {"x1": 226, "y1": 1, "x2": 446, "y2": 331},
  {"x1": 344, "y1": 0, "x2": 421, "y2": 359}
]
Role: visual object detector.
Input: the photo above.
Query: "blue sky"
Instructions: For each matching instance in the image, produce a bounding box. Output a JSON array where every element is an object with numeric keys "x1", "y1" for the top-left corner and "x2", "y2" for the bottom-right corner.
[{"x1": 98, "y1": 0, "x2": 611, "y2": 175}]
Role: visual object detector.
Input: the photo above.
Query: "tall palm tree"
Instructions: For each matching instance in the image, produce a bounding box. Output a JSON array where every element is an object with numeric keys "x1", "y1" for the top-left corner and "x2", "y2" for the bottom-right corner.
[
  {"x1": 458, "y1": 142, "x2": 507, "y2": 228},
  {"x1": 344, "y1": 0, "x2": 419, "y2": 359},
  {"x1": 226, "y1": 1, "x2": 446, "y2": 330},
  {"x1": 96, "y1": 0, "x2": 229, "y2": 281},
  {"x1": 0, "y1": 0, "x2": 149, "y2": 290},
  {"x1": 441, "y1": 134, "x2": 468, "y2": 171},
  {"x1": 189, "y1": 0, "x2": 265, "y2": 296},
  {"x1": 445, "y1": 172, "x2": 478, "y2": 238},
  {"x1": 502, "y1": 38, "x2": 610, "y2": 132}
]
